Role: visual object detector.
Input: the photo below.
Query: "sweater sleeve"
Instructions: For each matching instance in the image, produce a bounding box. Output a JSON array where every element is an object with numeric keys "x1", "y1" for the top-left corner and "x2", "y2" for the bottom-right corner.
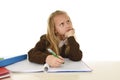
[
  {"x1": 67, "y1": 36, "x2": 83, "y2": 61},
  {"x1": 28, "y1": 35, "x2": 50, "y2": 64}
]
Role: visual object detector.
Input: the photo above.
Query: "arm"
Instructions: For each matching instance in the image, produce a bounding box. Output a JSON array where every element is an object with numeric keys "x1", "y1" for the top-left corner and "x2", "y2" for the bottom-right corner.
[
  {"x1": 28, "y1": 35, "x2": 50, "y2": 64},
  {"x1": 67, "y1": 36, "x2": 83, "y2": 61},
  {"x1": 64, "y1": 29, "x2": 83, "y2": 61}
]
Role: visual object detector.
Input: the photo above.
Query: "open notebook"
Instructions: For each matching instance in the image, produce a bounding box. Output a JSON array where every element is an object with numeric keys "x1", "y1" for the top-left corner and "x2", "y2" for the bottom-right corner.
[{"x1": 6, "y1": 59, "x2": 92, "y2": 73}]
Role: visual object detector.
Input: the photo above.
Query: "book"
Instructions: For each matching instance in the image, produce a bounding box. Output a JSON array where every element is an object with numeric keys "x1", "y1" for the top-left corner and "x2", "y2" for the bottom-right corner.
[
  {"x1": 0, "y1": 54, "x2": 27, "y2": 67},
  {"x1": 6, "y1": 59, "x2": 92, "y2": 73},
  {"x1": 0, "y1": 67, "x2": 10, "y2": 79}
]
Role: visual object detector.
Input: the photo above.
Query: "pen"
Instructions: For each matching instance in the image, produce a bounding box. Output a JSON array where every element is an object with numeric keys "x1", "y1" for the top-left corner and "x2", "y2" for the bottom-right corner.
[
  {"x1": 0, "y1": 57, "x2": 4, "y2": 60},
  {"x1": 47, "y1": 48, "x2": 63, "y2": 60}
]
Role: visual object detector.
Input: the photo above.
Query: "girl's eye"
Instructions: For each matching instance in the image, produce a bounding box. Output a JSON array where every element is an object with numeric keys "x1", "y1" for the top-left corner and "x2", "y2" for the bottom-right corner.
[
  {"x1": 67, "y1": 20, "x2": 70, "y2": 23},
  {"x1": 60, "y1": 22, "x2": 64, "y2": 27}
]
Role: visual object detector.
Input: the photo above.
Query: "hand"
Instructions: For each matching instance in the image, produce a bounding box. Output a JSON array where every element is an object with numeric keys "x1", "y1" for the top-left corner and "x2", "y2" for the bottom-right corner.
[
  {"x1": 46, "y1": 55, "x2": 64, "y2": 68},
  {"x1": 65, "y1": 28, "x2": 75, "y2": 38}
]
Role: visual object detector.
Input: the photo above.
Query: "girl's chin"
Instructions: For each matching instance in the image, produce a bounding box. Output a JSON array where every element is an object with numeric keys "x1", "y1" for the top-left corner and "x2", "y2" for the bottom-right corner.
[{"x1": 58, "y1": 35, "x2": 66, "y2": 40}]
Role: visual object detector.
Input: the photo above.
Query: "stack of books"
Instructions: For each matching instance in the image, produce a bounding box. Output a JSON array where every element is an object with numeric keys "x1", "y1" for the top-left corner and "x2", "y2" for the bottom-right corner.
[
  {"x1": 0, "y1": 54, "x2": 27, "y2": 79},
  {"x1": 0, "y1": 67, "x2": 10, "y2": 79}
]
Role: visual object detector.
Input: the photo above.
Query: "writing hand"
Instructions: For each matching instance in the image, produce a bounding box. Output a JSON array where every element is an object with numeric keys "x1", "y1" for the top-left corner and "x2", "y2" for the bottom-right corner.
[{"x1": 46, "y1": 55, "x2": 64, "y2": 68}]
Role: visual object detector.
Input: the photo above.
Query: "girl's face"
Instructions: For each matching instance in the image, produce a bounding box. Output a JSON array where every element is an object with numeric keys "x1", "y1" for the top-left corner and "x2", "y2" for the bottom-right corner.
[{"x1": 54, "y1": 14, "x2": 73, "y2": 37}]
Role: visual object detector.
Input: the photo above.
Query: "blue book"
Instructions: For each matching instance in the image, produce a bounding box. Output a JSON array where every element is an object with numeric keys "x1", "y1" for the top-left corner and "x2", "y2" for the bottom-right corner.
[{"x1": 0, "y1": 54, "x2": 27, "y2": 67}]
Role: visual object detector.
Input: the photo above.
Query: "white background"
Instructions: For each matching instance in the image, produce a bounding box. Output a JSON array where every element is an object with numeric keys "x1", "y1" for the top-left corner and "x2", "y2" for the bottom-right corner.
[{"x1": 0, "y1": 0, "x2": 120, "y2": 61}]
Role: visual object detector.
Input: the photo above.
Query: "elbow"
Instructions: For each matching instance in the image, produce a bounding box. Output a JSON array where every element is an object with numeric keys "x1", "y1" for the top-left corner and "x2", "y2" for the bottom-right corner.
[
  {"x1": 69, "y1": 51, "x2": 83, "y2": 61},
  {"x1": 28, "y1": 50, "x2": 34, "y2": 62},
  {"x1": 27, "y1": 48, "x2": 37, "y2": 63},
  {"x1": 27, "y1": 49, "x2": 47, "y2": 64},
  {"x1": 71, "y1": 54, "x2": 82, "y2": 61}
]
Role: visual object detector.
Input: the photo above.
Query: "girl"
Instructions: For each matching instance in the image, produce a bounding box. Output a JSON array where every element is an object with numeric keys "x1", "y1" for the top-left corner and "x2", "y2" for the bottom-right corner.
[{"x1": 28, "y1": 10, "x2": 83, "y2": 67}]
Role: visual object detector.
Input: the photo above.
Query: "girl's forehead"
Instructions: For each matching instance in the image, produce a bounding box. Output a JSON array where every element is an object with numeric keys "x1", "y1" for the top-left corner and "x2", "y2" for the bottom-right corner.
[
  {"x1": 55, "y1": 14, "x2": 68, "y2": 18},
  {"x1": 54, "y1": 14, "x2": 69, "y2": 21}
]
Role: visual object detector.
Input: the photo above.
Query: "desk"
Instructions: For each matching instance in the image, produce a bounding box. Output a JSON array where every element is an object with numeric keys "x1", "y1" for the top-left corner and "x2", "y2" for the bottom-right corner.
[{"x1": 2, "y1": 61, "x2": 120, "y2": 80}]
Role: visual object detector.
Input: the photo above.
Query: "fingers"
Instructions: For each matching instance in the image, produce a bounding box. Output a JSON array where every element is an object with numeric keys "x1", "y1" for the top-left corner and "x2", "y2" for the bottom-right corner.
[
  {"x1": 65, "y1": 29, "x2": 75, "y2": 38},
  {"x1": 58, "y1": 56, "x2": 64, "y2": 60},
  {"x1": 46, "y1": 55, "x2": 64, "y2": 68},
  {"x1": 52, "y1": 57, "x2": 64, "y2": 67},
  {"x1": 50, "y1": 60, "x2": 63, "y2": 68},
  {"x1": 51, "y1": 61, "x2": 62, "y2": 68},
  {"x1": 57, "y1": 57, "x2": 64, "y2": 64}
]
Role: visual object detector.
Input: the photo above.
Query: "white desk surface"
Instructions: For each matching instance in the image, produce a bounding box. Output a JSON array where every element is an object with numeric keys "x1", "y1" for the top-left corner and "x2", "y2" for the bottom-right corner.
[{"x1": 2, "y1": 61, "x2": 120, "y2": 80}]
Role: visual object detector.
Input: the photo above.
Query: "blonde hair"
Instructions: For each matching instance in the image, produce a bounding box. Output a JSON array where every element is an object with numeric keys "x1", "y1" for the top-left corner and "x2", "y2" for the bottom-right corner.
[{"x1": 46, "y1": 10, "x2": 69, "y2": 55}]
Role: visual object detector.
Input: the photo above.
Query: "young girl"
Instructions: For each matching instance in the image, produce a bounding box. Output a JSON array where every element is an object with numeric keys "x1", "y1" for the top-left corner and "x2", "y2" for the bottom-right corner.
[{"x1": 28, "y1": 10, "x2": 83, "y2": 67}]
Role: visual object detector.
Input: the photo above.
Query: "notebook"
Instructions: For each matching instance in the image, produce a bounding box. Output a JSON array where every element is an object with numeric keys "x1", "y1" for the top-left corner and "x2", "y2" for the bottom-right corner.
[{"x1": 6, "y1": 59, "x2": 92, "y2": 73}]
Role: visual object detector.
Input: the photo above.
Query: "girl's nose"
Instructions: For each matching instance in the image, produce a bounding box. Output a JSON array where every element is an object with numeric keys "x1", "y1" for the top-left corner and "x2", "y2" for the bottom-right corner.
[{"x1": 65, "y1": 23, "x2": 70, "y2": 28}]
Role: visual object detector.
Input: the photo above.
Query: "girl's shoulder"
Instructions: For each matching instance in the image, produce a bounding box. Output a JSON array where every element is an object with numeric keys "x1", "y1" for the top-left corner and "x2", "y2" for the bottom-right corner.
[
  {"x1": 39, "y1": 34, "x2": 50, "y2": 46},
  {"x1": 40, "y1": 34, "x2": 47, "y2": 40}
]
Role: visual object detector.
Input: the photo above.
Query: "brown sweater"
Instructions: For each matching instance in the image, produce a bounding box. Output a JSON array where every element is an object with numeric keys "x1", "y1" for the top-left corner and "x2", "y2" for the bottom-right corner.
[{"x1": 28, "y1": 34, "x2": 83, "y2": 64}]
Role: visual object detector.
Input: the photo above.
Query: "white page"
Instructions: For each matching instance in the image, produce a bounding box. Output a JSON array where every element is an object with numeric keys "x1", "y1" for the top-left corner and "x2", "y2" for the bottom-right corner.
[
  {"x1": 48, "y1": 59, "x2": 92, "y2": 72},
  {"x1": 6, "y1": 59, "x2": 92, "y2": 73},
  {"x1": 6, "y1": 60, "x2": 44, "y2": 72}
]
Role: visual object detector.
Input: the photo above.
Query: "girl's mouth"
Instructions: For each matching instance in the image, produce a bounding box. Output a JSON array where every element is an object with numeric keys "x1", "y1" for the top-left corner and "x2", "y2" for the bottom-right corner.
[{"x1": 67, "y1": 28, "x2": 73, "y2": 32}]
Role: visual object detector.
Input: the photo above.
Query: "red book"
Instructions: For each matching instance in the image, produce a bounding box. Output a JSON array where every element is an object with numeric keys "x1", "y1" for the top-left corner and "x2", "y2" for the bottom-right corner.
[{"x1": 0, "y1": 67, "x2": 10, "y2": 79}]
